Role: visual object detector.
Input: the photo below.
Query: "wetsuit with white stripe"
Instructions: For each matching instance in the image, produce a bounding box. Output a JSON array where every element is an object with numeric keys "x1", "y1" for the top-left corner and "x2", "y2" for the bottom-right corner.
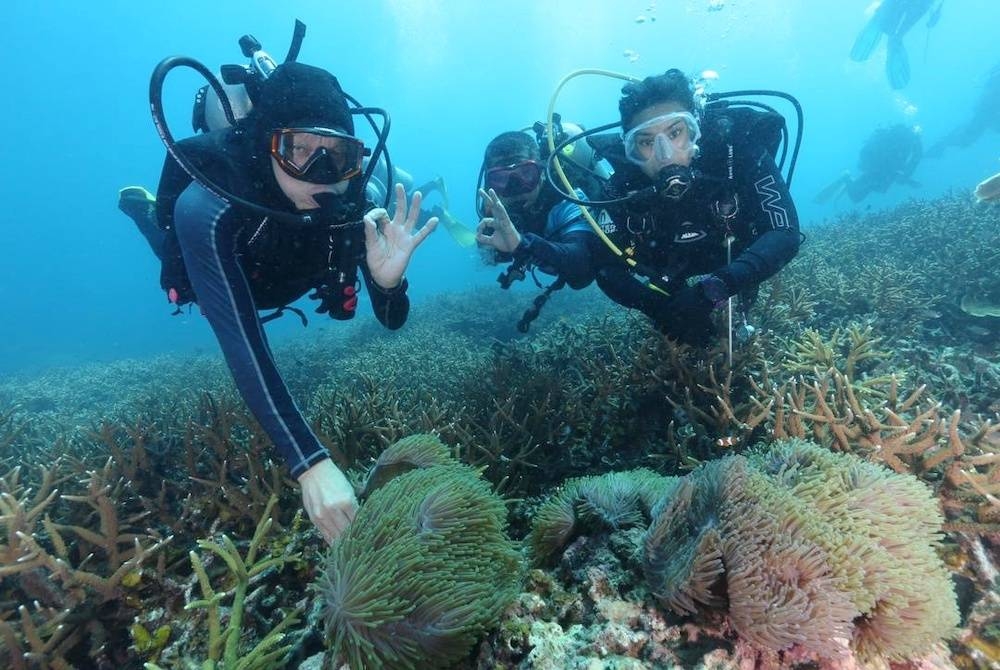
[{"x1": 157, "y1": 133, "x2": 408, "y2": 478}]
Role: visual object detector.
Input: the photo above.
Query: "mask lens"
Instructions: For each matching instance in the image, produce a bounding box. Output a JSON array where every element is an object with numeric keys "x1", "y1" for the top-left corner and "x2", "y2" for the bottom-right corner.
[
  {"x1": 485, "y1": 160, "x2": 542, "y2": 197},
  {"x1": 623, "y1": 112, "x2": 701, "y2": 167},
  {"x1": 271, "y1": 128, "x2": 367, "y2": 184}
]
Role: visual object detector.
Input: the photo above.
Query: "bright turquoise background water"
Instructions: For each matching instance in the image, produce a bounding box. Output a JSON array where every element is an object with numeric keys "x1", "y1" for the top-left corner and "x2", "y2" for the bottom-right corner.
[{"x1": 1, "y1": 0, "x2": 996, "y2": 376}]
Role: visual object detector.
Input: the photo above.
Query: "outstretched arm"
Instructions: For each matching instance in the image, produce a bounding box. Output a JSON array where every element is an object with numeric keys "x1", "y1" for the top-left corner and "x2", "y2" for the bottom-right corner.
[{"x1": 171, "y1": 183, "x2": 356, "y2": 543}]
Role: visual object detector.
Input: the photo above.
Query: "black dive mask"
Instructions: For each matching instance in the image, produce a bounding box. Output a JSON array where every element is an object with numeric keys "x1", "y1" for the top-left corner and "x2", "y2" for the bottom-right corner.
[{"x1": 271, "y1": 127, "x2": 368, "y2": 185}]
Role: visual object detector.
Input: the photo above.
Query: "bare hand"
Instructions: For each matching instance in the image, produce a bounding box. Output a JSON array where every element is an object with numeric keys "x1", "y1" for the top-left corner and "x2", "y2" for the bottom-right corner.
[
  {"x1": 364, "y1": 183, "x2": 438, "y2": 289},
  {"x1": 298, "y1": 459, "x2": 358, "y2": 544},
  {"x1": 476, "y1": 188, "x2": 522, "y2": 254}
]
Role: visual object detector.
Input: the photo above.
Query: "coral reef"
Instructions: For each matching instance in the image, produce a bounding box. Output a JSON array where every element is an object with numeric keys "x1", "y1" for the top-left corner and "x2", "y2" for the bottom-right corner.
[{"x1": 0, "y1": 192, "x2": 997, "y2": 667}]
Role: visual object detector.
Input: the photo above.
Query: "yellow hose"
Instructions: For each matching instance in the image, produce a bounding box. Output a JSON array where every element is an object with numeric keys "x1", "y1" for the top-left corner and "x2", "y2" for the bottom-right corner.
[{"x1": 545, "y1": 69, "x2": 669, "y2": 296}]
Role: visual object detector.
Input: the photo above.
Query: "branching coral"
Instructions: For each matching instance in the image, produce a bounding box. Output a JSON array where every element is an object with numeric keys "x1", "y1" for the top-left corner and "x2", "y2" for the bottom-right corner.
[
  {"x1": 0, "y1": 460, "x2": 172, "y2": 668},
  {"x1": 145, "y1": 496, "x2": 301, "y2": 670},
  {"x1": 318, "y1": 436, "x2": 522, "y2": 669}
]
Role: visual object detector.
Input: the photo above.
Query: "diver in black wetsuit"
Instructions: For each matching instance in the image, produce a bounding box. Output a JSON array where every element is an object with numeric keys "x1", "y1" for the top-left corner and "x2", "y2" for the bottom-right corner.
[
  {"x1": 927, "y1": 62, "x2": 1000, "y2": 158},
  {"x1": 815, "y1": 123, "x2": 923, "y2": 204},
  {"x1": 124, "y1": 62, "x2": 437, "y2": 544},
  {"x1": 850, "y1": 0, "x2": 942, "y2": 90},
  {"x1": 589, "y1": 69, "x2": 801, "y2": 346}
]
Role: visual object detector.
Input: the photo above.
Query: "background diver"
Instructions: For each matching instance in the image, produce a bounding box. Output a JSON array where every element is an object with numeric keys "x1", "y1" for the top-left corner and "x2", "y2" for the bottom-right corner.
[
  {"x1": 850, "y1": 0, "x2": 943, "y2": 89},
  {"x1": 365, "y1": 156, "x2": 476, "y2": 247},
  {"x1": 926, "y1": 61, "x2": 1000, "y2": 158},
  {"x1": 814, "y1": 123, "x2": 923, "y2": 204},
  {"x1": 475, "y1": 120, "x2": 605, "y2": 332}
]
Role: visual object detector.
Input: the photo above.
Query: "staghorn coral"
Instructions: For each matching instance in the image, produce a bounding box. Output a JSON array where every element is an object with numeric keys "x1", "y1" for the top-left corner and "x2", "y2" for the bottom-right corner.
[
  {"x1": 145, "y1": 496, "x2": 302, "y2": 670},
  {"x1": 318, "y1": 439, "x2": 522, "y2": 669},
  {"x1": 1, "y1": 191, "x2": 997, "y2": 667},
  {"x1": 0, "y1": 459, "x2": 173, "y2": 669}
]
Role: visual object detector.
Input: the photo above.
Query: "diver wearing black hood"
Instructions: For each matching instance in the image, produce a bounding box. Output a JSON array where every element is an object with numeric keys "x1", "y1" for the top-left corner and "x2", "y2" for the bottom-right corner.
[
  {"x1": 151, "y1": 62, "x2": 437, "y2": 543},
  {"x1": 590, "y1": 69, "x2": 800, "y2": 345}
]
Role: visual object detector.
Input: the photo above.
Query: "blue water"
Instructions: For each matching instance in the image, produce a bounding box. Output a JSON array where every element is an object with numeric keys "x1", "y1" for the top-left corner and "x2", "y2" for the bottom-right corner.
[{"x1": 2, "y1": 0, "x2": 997, "y2": 376}]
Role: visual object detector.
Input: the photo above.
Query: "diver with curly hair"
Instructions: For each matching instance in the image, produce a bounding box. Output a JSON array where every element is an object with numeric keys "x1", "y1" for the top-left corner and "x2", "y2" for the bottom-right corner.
[{"x1": 588, "y1": 69, "x2": 801, "y2": 345}]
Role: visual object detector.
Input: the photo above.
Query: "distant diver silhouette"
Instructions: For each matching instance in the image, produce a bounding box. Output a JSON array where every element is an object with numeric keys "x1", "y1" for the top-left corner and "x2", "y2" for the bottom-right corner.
[{"x1": 850, "y1": 0, "x2": 941, "y2": 89}]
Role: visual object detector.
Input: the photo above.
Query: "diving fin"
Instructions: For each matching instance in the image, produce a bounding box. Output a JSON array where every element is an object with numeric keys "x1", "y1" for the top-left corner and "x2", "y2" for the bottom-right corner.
[
  {"x1": 432, "y1": 205, "x2": 477, "y2": 247},
  {"x1": 118, "y1": 185, "x2": 156, "y2": 221},
  {"x1": 850, "y1": 16, "x2": 884, "y2": 62},
  {"x1": 813, "y1": 173, "x2": 851, "y2": 204},
  {"x1": 414, "y1": 176, "x2": 450, "y2": 210},
  {"x1": 886, "y1": 35, "x2": 911, "y2": 89}
]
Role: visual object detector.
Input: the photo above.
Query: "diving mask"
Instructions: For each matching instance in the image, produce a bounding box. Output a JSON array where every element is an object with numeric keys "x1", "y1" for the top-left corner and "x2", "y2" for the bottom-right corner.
[
  {"x1": 623, "y1": 112, "x2": 701, "y2": 169},
  {"x1": 270, "y1": 127, "x2": 369, "y2": 184},
  {"x1": 485, "y1": 160, "x2": 543, "y2": 197}
]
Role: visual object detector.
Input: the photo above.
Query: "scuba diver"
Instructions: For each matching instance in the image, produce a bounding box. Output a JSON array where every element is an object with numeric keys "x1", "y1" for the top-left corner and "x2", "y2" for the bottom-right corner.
[
  {"x1": 926, "y1": 61, "x2": 1000, "y2": 158},
  {"x1": 120, "y1": 27, "x2": 436, "y2": 545},
  {"x1": 850, "y1": 0, "x2": 942, "y2": 89},
  {"x1": 582, "y1": 69, "x2": 801, "y2": 346},
  {"x1": 814, "y1": 123, "x2": 923, "y2": 204},
  {"x1": 475, "y1": 117, "x2": 605, "y2": 332}
]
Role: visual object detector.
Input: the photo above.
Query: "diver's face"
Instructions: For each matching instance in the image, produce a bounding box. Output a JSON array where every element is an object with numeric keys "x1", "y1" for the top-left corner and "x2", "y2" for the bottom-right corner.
[
  {"x1": 626, "y1": 101, "x2": 698, "y2": 178},
  {"x1": 271, "y1": 158, "x2": 349, "y2": 211},
  {"x1": 485, "y1": 152, "x2": 542, "y2": 209}
]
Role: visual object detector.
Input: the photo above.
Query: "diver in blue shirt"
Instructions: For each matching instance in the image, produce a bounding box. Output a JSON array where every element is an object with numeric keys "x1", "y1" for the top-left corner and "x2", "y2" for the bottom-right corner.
[{"x1": 475, "y1": 129, "x2": 596, "y2": 331}]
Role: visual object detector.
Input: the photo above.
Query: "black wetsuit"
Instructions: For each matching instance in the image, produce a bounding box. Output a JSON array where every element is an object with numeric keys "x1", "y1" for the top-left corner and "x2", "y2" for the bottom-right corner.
[
  {"x1": 156, "y1": 130, "x2": 408, "y2": 478},
  {"x1": 928, "y1": 63, "x2": 1000, "y2": 157},
  {"x1": 591, "y1": 110, "x2": 800, "y2": 341}
]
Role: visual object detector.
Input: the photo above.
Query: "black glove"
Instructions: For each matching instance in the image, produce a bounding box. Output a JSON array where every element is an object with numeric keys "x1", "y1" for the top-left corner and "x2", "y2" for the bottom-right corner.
[
  {"x1": 159, "y1": 242, "x2": 195, "y2": 311},
  {"x1": 654, "y1": 283, "x2": 715, "y2": 345}
]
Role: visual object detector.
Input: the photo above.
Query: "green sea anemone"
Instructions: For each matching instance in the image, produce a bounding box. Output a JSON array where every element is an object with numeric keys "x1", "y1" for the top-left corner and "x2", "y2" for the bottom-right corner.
[{"x1": 318, "y1": 457, "x2": 521, "y2": 670}]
